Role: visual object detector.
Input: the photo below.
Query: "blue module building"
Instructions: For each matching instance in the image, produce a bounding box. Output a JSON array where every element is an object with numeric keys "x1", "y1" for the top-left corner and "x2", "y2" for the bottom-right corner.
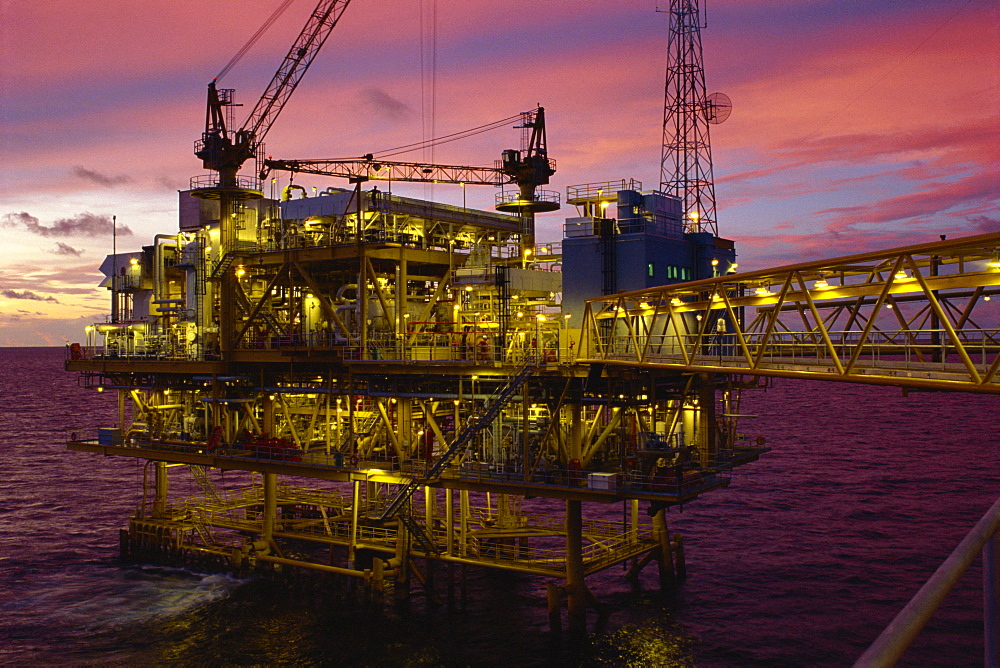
[{"x1": 561, "y1": 179, "x2": 737, "y2": 323}]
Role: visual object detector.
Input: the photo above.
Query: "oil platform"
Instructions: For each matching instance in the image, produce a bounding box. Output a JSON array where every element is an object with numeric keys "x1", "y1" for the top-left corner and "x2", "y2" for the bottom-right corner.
[{"x1": 66, "y1": 0, "x2": 768, "y2": 628}]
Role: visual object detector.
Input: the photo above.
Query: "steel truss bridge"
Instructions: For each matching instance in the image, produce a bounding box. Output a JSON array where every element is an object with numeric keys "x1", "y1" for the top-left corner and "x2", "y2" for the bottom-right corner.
[{"x1": 579, "y1": 233, "x2": 1000, "y2": 394}]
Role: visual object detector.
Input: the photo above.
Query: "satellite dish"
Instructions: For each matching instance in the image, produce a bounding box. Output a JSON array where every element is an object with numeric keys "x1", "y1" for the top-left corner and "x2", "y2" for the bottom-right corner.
[{"x1": 705, "y1": 92, "x2": 732, "y2": 124}]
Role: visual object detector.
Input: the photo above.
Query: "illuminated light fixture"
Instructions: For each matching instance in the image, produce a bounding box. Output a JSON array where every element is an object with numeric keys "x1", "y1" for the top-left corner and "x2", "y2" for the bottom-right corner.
[
  {"x1": 711, "y1": 294, "x2": 723, "y2": 301},
  {"x1": 885, "y1": 303, "x2": 894, "y2": 309},
  {"x1": 536, "y1": 314, "x2": 546, "y2": 321},
  {"x1": 129, "y1": 258, "x2": 139, "y2": 266},
  {"x1": 894, "y1": 270, "x2": 913, "y2": 281},
  {"x1": 453, "y1": 399, "x2": 460, "y2": 406},
  {"x1": 600, "y1": 201, "x2": 610, "y2": 211},
  {"x1": 205, "y1": 246, "x2": 211, "y2": 253},
  {"x1": 984, "y1": 295, "x2": 992, "y2": 302},
  {"x1": 512, "y1": 295, "x2": 519, "y2": 300},
  {"x1": 471, "y1": 375, "x2": 479, "y2": 380},
  {"x1": 688, "y1": 211, "x2": 700, "y2": 220},
  {"x1": 639, "y1": 302, "x2": 650, "y2": 309},
  {"x1": 96, "y1": 386, "x2": 104, "y2": 392},
  {"x1": 987, "y1": 255, "x2": 1000, "y2": 270},
  {"x1": 814, "y1": 279, "x2": 830, "y2": 289},
  {"x1": 696, "y1": 314, "x2": 703, "y2": 321},
  {"x1": 564, "y1": 314, "x2": 571, "y2": 320},
  {"x1": 516, "y1": 311, "x2": 524, "y2": 318},
  {"x1": 711, "y1": 258, "x2": 719, "y2": 266},
  {"x1": 235, "y1": 266, "x2": 246, "y2": 278},
  {"x1": 453, "y1": 304, "x2": 460, "y2": 311},
  {"x1": 465, "y1": 286, "x2": 473, "y2": 292},
  {"x1": 390, "y1": 397, "x2": 396, "y2": 404},
  {"x1": 755, "y1": 287, "x2": 772, "y2": 297},
  {"x1": 524, "y1": 249, "x2": 533, "y2": 256},
  {"x1": 671, "y1": 297, "x2": 683, "y2": 306}
]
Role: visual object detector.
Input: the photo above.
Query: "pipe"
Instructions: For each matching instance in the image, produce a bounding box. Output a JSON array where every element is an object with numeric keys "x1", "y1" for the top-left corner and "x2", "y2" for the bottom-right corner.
[
  {"x1": 152, "y1": 234, "x2": 177, "y2": 311},
  {"x1": 282, "y1": 184, "x2": 307, "y2": 201},
  {"x1": 256, "y1": 554, "x2": 368, "y2": 578}
]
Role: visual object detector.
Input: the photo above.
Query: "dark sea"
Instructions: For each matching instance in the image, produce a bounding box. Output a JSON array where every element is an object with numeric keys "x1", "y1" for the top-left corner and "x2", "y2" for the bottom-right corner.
[{"x1": 1, "y1": 346, "x2": 997, "y2": 666}]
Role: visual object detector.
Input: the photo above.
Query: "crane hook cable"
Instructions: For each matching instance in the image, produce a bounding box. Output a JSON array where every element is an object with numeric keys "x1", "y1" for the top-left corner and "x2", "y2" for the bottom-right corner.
[
  {"x1": 216, "y1": 0, "x2": 298, "y2": 83},
  {"x1": 371, "y1": 111, "x2": 527, "y2": 160}
]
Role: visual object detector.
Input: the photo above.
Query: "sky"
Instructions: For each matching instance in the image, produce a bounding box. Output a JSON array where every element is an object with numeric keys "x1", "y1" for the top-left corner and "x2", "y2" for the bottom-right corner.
[{"x1": 1, "y1": 0, "x2": 997, "y2": 346}]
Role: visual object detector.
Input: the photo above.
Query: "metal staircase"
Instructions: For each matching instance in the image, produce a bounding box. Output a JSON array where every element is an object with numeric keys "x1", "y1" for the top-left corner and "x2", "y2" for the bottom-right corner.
[
  {"x1": 189, "y1": 465, "x2": 221, "y2": 503},
  {"x1": 398, "y1": 509, "x2": 440, "y2": 555},
  {"x1": 378, "y1": 363, "x2": 536, "y2": 521},
  {"x1": 210, "y1": 251, "x2": 237, "y2": 280}
]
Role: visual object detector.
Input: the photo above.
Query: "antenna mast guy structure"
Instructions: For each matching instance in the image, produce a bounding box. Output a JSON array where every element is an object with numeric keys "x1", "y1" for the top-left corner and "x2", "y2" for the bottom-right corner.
[{"x1": 660, "y1": 0, "x2": 729, "y2": 236}]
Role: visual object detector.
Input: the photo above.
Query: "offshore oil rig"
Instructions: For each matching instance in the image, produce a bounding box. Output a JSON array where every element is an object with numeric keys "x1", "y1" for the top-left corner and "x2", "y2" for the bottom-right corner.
[{"x1": 66, "y1": 0, "x2": 768, "y2": 630}]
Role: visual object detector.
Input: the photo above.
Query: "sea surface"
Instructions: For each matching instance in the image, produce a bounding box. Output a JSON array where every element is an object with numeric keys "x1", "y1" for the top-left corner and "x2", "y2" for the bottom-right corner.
[{"x1": 1, "y1": 346, "x2": 997, "y2": 666}]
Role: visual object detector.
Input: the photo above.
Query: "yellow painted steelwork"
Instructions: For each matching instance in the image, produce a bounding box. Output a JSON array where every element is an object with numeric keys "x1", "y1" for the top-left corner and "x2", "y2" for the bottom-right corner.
[{"x1": 579, "y1": 233, "x2": 1000, "y2": 394}]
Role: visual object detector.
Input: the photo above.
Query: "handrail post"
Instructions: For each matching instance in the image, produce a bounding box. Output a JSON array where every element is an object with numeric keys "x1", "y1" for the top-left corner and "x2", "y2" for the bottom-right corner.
[
  {"x1": 986, "y1": 531, "x2": 1000, "y2": 667},
  {"x1": 855, "y1": 496, "x2": 1000, "y2": 667}
]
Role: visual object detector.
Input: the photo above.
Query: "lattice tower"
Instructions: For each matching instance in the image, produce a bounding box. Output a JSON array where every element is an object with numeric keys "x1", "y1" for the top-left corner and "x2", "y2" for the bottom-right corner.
[{"x1": 660, "y1": 0, "x2": 718, "y2": 236}]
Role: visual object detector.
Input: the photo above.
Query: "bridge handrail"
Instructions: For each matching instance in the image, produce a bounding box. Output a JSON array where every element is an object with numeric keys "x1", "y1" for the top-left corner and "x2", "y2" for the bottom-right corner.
[{"x1": 854, "y1": 495, "x2": 1000, "y2": 667}]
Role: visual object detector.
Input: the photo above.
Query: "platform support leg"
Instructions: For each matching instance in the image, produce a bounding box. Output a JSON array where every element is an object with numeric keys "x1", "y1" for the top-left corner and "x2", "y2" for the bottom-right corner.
[
  {"x1": 565, "y1": 499, "x2": 587, "y2": 636},
  {"x1": 652, "y1": 507, "x2": 675, "y2": 590},
  {"x1": 152, "y1": 461, "x2": 168, "y2": 518},
  {"x1": 263, "y1": 472, "x2": 277, "y2": 554}
]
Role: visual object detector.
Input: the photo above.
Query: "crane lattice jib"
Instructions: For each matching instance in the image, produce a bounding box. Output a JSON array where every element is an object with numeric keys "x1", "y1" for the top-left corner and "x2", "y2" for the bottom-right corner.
[
  {"x1": 240, "y1": 0, "x2": 353, "y2": 148},
  {"x1": 264, "y1": 158, "x2": 510, "y2": 186}
]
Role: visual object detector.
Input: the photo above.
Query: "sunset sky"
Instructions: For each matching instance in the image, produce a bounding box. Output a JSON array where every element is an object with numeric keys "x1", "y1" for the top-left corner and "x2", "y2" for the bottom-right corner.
[{"x1": 1, "y1": 0, "x2": 997, "y2": 346}]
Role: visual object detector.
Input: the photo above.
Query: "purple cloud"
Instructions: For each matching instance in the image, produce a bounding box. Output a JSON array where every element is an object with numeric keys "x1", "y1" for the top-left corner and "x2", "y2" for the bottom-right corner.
[
  {"x1": 2, "y1": 211, "x2": 132, "y2": 237},
  {"x1": 1, "y1": 289, "x2": 59, "y2": 303},
  {"x1": 71, "y1": 166, "x2": 131, "y2": 187}
]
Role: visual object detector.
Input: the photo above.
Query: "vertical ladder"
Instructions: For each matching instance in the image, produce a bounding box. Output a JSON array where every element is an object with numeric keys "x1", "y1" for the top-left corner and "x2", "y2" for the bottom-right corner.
[{"x1": 378, "y1": 363, "x2": 536, "y2": 521}]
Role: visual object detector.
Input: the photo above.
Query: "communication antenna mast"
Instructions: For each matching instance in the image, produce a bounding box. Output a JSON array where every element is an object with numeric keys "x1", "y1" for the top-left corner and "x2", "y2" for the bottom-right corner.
[{"x1": 659, "y1": 0, "x2": 730, "y2": 235}]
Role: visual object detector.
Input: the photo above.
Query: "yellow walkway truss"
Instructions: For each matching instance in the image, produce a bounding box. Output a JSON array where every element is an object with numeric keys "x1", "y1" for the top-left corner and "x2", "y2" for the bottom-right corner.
[{"x1": 579, "y1": 233, "x2": 1000, "y2": 394}]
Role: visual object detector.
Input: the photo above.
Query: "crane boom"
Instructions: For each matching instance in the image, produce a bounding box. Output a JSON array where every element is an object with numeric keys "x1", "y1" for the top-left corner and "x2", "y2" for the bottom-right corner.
[
  {"x1": 263, "y1": 158, "x2": 508, "y2": 186},
  {"x1": 195, "y1": 0, "x2": 354, "y2": 188},
  {"x1": 242, "y1": 0, "x2": 353, "y2": 145}
]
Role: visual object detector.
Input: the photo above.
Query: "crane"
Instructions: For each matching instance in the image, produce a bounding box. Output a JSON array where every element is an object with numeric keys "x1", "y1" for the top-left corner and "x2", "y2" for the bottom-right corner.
[
  {"x1": 194, "y1": 0, "x2": 354, "y2": 192},
  {"x1": 191, "y1": 0, "x2": 354, "y2": 362},
  {"x1": 263, "y1": 107, "x2": 559, "y2": 247}
]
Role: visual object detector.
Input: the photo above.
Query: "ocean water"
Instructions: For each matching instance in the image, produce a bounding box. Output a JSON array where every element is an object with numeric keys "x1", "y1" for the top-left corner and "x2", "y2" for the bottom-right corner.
[{"x1": 1, "y1": 346, "x2": 997, "y2": 666}]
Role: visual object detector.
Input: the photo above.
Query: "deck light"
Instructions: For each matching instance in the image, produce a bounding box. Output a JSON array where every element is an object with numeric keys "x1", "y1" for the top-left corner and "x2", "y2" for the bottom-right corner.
[
  {"x1": 129, "y1": 258, "x2": 139, "y2": 266},
  {"x1": 814, "y1": 279, "x2": 829, "y2": 289},
  {"x1": 671, "y1": 297, "x2": 682, "y2": 306}
]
